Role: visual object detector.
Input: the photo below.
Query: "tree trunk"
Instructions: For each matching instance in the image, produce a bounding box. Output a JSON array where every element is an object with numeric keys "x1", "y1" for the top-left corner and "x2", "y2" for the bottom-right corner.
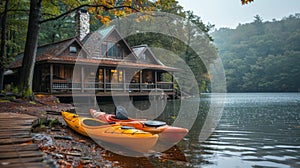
[
  {"x1": 0, "y1": 0, "x2": 9, "y2": 91},
  {"x1": 19, "y1": 0, "x2": 42, "y2": 99},
  {"x1": 0, "y1": 68, "x2": 4, "y2": 91}
]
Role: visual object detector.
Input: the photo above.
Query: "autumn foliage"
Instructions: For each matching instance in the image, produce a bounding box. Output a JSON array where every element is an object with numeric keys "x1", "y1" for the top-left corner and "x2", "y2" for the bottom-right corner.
[{"x1": 241, "y1": 0, "x2": 254, "y2": 5}]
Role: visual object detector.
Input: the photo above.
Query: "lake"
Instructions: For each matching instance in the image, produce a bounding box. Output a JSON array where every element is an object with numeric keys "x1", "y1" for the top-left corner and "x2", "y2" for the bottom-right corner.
[{"x1": 98, "y1": 93, "x2": 300, "y2": 167}]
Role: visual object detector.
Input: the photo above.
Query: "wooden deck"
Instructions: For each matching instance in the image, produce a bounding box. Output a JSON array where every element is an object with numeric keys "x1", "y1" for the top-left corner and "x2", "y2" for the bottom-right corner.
[
  {"x1": 0, "y1": 113, "x2": 47, "y2": 168},
  {"x1": 54, "y1": 90, "x2": 175, "y2": 97}
]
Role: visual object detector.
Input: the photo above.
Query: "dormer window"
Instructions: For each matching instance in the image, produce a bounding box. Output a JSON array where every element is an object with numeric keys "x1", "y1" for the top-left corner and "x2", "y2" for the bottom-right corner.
[
  {"x1": 141, "y1": 53, "x2": 146, "y2": 61},
  {"x1": 70, "y1": 46, "x2": 77, "y2": 53},
  {"x1": 101, "y1": 42, "x2": 123, "y2": 59}
]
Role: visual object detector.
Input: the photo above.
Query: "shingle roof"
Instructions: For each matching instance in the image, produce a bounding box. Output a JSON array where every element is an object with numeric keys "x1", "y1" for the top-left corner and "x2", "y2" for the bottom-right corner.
[
  {"x1": 132, "y1": 45, "x2": 147, "y2": 58},
  {"x1": 131, "y1": 44, "x2": 166, "y2": 66},
  {"x1": 10, "y1": 37, "x2": 78, "y2": 68},
  {"x1": 9, "y1": 26, "x2": 176, "y2": 71},
  {"x1": 97, "y1": 25, "x2": 115, "y2": 41}
]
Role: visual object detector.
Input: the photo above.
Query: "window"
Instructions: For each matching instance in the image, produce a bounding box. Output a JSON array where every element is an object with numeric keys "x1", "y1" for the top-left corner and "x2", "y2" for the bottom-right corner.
[
  {"x1": 101, "y1": 44, "x2": 107, "y2": 56},
  {"x1": 105, "y1": 69, "x2": 110, "y2": 82},
  {"x1": 107, "y1": 42, "x2": 116, "y2": 58},
  {"x1": 98, "y1": 69, "x2": 103, "y2": 83},
  {"x1": 118, "y1": 70, "x2": 123, "y2": 82},
  {"x1": 111, "y1": 69, "x2": 123, "y2": 83},
  {"x1": 117, "y1": 45, "x2": 123, "y2": 58},
  {"x1": 141, "y1": 53, "x2": 146, "y2": 61},
  {"x1": 69, "y1": 46, "x2": 77, "y2": 53},
  {"x1": 101, "y1": 42, "x2": 123, "y2": 58}
]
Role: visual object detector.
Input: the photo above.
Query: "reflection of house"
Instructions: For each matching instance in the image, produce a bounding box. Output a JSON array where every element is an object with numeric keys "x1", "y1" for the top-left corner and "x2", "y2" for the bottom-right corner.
[{"x1": 9, "y1": 10, "x2": 176, "y2": 98}]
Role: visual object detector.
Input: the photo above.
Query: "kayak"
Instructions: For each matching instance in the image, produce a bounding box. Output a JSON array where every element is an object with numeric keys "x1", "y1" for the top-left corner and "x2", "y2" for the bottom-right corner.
[
  {"x1": 89, "y1": 109, "x2": 188, "y2": 144},
  {"x1": 61, "y1": 111, "x2": 158, "y2": 153}
]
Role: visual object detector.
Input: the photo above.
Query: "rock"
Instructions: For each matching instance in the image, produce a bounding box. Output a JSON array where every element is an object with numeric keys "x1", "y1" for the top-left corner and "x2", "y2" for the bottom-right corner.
[
  {"x1": 65, "y1": 151, "x2": 82, "y2": 157},
  {"x1": 57, "y1": 159, "x2": 71, "y2": 166},
  {"x1": 32, "y1": 133, "x2": 54, "y2": 147},
  {"x1": 48, "y1": 152, "x2": 64, "y2": 159},
  {"x1": 54, "y1": 135, "x2": 73, "y2": 140}
]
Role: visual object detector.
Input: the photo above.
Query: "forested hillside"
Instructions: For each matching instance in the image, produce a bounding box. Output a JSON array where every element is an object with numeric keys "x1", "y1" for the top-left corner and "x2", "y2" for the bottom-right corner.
[{"x1": 212, "y1": 14, "x2": 300, "y2": 92}]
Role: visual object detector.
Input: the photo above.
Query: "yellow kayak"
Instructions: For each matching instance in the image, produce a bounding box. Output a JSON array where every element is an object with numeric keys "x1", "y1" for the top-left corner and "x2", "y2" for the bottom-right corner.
[
  {"x1": 61, "y1": 111, "x2": 158, "y2": 153},
  {"x1": 90, "y1": 109, "x2": 188, "y2": 144}
]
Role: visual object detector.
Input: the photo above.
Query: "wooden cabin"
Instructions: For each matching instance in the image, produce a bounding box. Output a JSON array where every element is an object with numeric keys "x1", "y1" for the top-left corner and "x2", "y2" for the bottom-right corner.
[{"x1": 9, "y1": 25, "x2": 177, "y2": 98}]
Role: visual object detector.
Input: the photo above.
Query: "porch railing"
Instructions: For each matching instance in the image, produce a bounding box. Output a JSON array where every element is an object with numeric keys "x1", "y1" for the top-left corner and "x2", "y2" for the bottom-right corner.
[{"x1": 51, "y1": 81, "x2": 173, "y2": 93}]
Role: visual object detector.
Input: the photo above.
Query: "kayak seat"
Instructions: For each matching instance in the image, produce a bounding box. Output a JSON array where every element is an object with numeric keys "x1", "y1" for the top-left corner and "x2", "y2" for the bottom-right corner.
[
  {"x1": 121, "y1": 126, "x2": 135, "y2": 129},
  {"x1": 82, "y1": 119, "x2": 104, "y2": 126},
  {"x1": 115, "y1": 106, "x2": 129, "y2": 120},
  {"x1": 144, "y1": 120, "x2": 167, "y2": 127}
]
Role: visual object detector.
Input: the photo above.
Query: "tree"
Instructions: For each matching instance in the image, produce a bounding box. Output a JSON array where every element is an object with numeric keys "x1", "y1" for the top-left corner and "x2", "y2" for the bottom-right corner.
[
  {"x1": 0, "y1": 0, "x2": 30, "y2": 91},
  {"x1": 0, "y1": 0, "x2": 9, "y2": 91},
  {"x1": 123, "y1": 6, "x2": 217, "y2": 93},
  {"x1": 19, "y1": 0, "x2": 42, "y2": 98},
  {"x1": 4, "y1": 0, "x2": 255, "y2": 97},
  {"x1": 212, "y1": 13, "x2": 300, "y2": 92},
  {"x1": 17, "y1": 0, "x2": 159, "y2": 98},
  {"x1": 241, "y1": 0, "x2": 254, "y2": 5}
]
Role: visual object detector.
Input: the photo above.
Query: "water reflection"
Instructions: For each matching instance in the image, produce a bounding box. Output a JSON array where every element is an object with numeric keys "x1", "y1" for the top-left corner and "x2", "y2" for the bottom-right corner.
[
  {"x1": 97, "y1": 93, "x2": 300, "y2": 167},
  {"x1": 190, "y1": 93, "x2": 300, "y2": 168}
]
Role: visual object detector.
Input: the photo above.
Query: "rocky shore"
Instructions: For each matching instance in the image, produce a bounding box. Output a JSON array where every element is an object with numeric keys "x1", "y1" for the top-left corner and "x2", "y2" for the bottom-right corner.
[{"x1": 0, "y1": 94, "x2": 188, "y2": 167}]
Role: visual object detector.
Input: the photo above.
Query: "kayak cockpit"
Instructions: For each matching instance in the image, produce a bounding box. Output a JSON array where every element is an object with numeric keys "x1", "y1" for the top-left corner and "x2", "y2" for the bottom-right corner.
[
  {"x1": 144, "y1": 120, "x2": 167, "y2": 127},
  {"x1": 82, "y1": 118, "x2": 109, "y2": 127}
]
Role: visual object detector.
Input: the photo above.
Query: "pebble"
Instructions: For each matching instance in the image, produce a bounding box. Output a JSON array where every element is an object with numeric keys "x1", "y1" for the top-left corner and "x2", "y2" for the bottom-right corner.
[{"x1": 54, "y1": 135, "x2": 73, "y2": 140}]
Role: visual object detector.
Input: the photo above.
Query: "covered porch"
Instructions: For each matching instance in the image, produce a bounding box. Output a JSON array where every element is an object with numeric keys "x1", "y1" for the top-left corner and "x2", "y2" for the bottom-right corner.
[{"x1": 33, "y1": 63, "x2": 175, "y2": 96}]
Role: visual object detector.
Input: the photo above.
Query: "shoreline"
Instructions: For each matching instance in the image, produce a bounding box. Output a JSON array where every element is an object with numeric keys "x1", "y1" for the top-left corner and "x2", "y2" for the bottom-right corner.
[{"x1": 0, "y1": 94, "x2": 188, "y2": 167}]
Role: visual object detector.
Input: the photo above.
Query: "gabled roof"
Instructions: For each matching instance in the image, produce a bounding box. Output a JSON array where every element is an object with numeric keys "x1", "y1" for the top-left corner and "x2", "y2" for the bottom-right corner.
[
  {"x1": 14, "y1": 37, "x2": 74, "y2": 61},
  {"x1": 10, "y1": 37, "x2": 92, "y2": 69},
  {"x1": 10, "y1": 26, "x2": 176, "y2": 71},
  {"x1": 11, "y1": 37, "x2": 79, "y2": 68},
  {"x1": 54, "y1": 37, "x2": 89, "y2": 57},
  {"x1": 132, "y1": 44, "x2": 166, "y2": 66},
  {"x1": 98, "y1": 25, "x2": 115, "y2": 41},
  {"x1": 132, "y1": 45, "x2": 145, "y2": 56},
  {"x1": 82, "y1": 25, "x2": 138, "y2": 61},
  {"x1": 96, "y1": 25, "x2": 138, "y2": 60}
]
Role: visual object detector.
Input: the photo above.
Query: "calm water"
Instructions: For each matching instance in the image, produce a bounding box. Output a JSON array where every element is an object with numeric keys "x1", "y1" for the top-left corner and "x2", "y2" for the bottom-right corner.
[{"x1": 99, "y1": 93, "x2": 300, "y2": 167}]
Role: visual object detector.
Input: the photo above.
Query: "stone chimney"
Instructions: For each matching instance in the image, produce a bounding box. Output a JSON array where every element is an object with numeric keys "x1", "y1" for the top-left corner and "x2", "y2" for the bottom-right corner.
[{"x1": 75, "y1": 9, "x2": 90, "y2": 41}]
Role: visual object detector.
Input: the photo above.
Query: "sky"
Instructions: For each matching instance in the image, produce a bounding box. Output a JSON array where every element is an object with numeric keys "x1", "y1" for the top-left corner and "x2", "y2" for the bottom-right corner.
[{"x1": 177, "y1": 0, "x2": 300, "y2": 29}]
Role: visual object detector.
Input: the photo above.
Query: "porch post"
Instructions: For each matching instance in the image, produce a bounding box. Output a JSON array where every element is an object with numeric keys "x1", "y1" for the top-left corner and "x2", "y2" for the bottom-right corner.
[
  {"x1": 49, "y1": 64, "x2": 53, "y2": 94},
  {"x1": 139, "y1": 70, "x2": 142, "y2": 92},
  {"x1": 154, "y1": 71, "x2": 158, "y2": 91},
  {"x1": 123, "y1": 69, "x2": 126, "y2": 92},
  {"x1": 103, "y1": 68, "x2": 106, "y2": 92},
  {"x1": 171, "y1": 72, "x2": 174, "y2": 92},
  {"x1": 81, "y1": 66, "x2": 84, "y2": 93}
]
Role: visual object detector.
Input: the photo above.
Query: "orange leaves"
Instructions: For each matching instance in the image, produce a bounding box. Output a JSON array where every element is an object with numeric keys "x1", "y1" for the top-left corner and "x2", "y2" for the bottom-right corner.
[
  {"x1": 96, "y1": 15, "x2": 111, "y2": 24},
  {"x1": 123, "y1": 0, "x2": 133, "y2": 6},
  {"x1": 241, "y1": 0, "x2": 254, "y2": 5},
  {"x1": 114, "y1": 10, "x2": 126, "y2": 17},
  {"x1": 101, "y1": 16, "x2": 111, "y2": 24},
  {"x1": 88, "y1": 7, "x2": 96, "y2": 13},
  {"x1": 89, "y1": 0, "x2": 160, "y2": 24},
  {"x1": 100, "y1": 0, "x2": 107, "y2": 6}
]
